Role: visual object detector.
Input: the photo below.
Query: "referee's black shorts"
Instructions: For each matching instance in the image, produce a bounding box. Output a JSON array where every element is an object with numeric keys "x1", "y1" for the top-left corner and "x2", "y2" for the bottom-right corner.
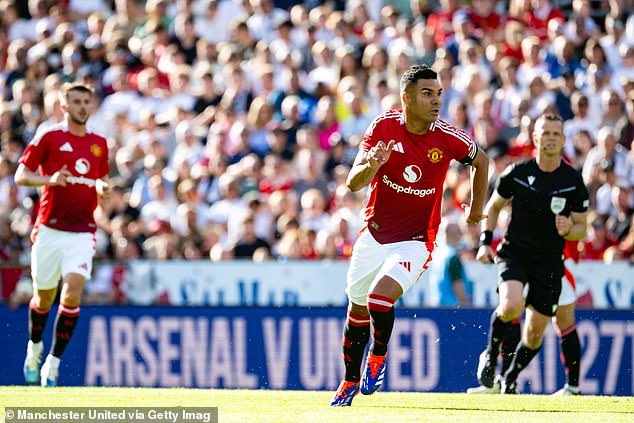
[{"x1": 496, "y1": 244, "x2": 564, "y2": 317}]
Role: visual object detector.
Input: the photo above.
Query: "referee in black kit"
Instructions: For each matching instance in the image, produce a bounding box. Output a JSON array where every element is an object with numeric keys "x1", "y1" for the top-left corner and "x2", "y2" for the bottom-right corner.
[{"x1": 475, "y1": 113, "x2": 589, "y2": 394}]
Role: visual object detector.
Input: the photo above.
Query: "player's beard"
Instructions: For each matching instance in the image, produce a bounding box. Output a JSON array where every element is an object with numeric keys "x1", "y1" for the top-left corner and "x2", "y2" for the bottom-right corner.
[{"x1": 69, "y1": 111, "x2": 89, "y2": 125}]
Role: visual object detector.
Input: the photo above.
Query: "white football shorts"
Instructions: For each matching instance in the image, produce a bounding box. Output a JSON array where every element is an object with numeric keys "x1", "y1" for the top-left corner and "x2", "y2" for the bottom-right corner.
[
  {"x1": 558, "y1": 263, "x2": 576, "y2": 306},
  {"x1": 31, "y1": 224, "x2": 95, "y2": 290},
  {"x1": 346, "y1": 229, "x2": 435, "y2": 306}
]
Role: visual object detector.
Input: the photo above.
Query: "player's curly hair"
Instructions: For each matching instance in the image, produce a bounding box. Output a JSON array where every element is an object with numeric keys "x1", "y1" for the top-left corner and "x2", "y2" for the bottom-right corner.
[{"x1": 400, "y1": 65, "x2": 437, "y2": 93}]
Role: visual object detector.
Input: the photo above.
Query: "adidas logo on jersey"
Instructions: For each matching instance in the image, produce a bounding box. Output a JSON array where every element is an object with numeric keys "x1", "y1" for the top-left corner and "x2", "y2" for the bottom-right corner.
[
  {"x1": 59, "y1": 142, "x2": 73, "y2": 152},
  {"x1": 399, "y1": 261, "x2": 411, "y2": 272},
  {"x1": 392, "y1": 142, "x2": 404, "y2": 153}
]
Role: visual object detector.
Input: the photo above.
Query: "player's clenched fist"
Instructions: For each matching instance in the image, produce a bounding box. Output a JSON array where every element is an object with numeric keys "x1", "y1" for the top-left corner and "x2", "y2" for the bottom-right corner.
[
  {"x1": 476, "y1": 245, "x2": 495, "y2": 264},
  {"x1": 367, "y1": 140, "x2": 395, "y2": 169},
  {"x1": 555, "y1": 214, "x2": 572, "y2": 237}
]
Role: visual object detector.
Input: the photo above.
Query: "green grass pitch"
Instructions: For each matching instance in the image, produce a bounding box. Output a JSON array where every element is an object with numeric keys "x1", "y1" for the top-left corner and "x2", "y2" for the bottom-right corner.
[{"x1": 1, "y1": 387, "x2": 633, "y2": 423}]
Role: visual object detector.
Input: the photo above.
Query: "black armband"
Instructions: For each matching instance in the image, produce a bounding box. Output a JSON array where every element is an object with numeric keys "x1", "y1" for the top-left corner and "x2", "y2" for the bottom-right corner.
[
  {"x1": 458, "y1": 144, "x2": 479, "y2": 165},
  {"x1": 479, "y1": 230, "x2": 493, "y2": 247}
]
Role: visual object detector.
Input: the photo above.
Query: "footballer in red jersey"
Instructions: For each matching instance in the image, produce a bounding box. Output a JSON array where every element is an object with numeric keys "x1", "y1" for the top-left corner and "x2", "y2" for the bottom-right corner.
[
  {"x1": 15, "y1": 83, "x2": 110, "y2": 387},
  {"x1": 331, "y1": 65, "x2": 489, "y2": 406}
]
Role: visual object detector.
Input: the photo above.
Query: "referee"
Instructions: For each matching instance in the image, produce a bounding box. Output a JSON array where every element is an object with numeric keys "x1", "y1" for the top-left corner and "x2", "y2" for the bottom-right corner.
[{"x1": 476, "y1": 113, "x2": 589, "y2": 394}]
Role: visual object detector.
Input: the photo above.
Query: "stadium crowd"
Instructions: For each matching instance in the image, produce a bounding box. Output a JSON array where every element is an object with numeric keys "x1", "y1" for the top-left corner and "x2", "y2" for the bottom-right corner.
[{"x1": 0, "y1": 0, "x2": 634, "y2": 303}]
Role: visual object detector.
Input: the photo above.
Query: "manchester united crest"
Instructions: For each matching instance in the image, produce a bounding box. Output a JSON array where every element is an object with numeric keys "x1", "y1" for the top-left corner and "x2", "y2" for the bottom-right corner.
[
  {"x1": 91, "y1": 144, "x2": 102, "y2": 157},
  {"x1": 427, "y1": 147, "x2": 443, "y2": 163}
]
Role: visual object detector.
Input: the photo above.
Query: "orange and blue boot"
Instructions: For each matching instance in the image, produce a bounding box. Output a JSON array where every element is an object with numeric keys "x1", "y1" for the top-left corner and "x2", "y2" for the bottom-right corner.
[
  {"x1": 330, "y1": 380, "x2": 360, "y2": 406},
  {"x1": 360, "y1": 353, "x2": 387, "y2": 395}
]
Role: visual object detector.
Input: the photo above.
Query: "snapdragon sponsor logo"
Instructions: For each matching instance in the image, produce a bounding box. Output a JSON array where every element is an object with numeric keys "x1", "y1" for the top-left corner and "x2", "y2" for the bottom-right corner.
[
  {"x1": 66, "y1": 176, "x2": 97, "y2": 187},
  {"x1": 382, "y1": 175, "x2": 435, "y2": 198}
]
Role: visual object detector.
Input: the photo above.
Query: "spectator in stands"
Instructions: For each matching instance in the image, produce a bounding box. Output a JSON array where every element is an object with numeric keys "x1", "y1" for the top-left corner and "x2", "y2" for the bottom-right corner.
[
  {"x1": 339, "y1": 90, "x2": 374, "y2": 140},
  {"x1": 606, "y1": 180, "x2": 634, "y2": 244},
  {"x1": 600, "y1": 14, "x2": 627, "y2": 72},
  {"x1": 314, "y1": 96, "x2": 340, "y2": 151},
  {"x1": 545, "y1": 34, "x2": 582, "y2": 80},
  {"x1": 220, "y1": 64, "x2": 254, "y2": 116},
  {"x1": 565, "y1": 0, "x2": 599, "y2": 41},
  {"x1": 245, "y1": 96, "x2": 274, "y2": 157},
  {"x1": 492, "y1": 57, "x2": 521, "y2": 126},
  {"x1": 292, "y1": 126, "x2": 329, "y2": 198},
  {"x1": 129, "y1": 154, "x2": 173, "y2": 209},
  {"x1": 615, "y1": 90, "x2": 634, "y2": 149},
  {"x1": 551, "y1": 67, "x2": 576, "y2": 121},
  {"x1": 140, "y1": 174, "x2": 179, "y2": 231},
  {"x1": 467, "y1": 0, "x2": 503, "y2": 43},
  {"x1": 170, "y1": 121, "x2": 204, "y2": 170},
  {"x1": 517, "y1": 37, "x2": 548, "y2": 89},
  {"x1": 299, "y1": 188, "x2": 330, "y2": 234},
  {"x1": 612, "y1": 44, "x2": 634, "y2": 92},
  {"x1": 427, "y1": 222, "x2": 471, "y2": 307},
  {"x1": 581, "y1": 213, "x2": 615, "y2": 260},
  {"x1": 600, "y1": 90, "x2": 625, "y2": 129},
  {"x1": 208, "y1": 173, "x2": 247, "y2": 238},
  {"x1": 583, "y1": 127, "x2": 632, "y2": 191},
  {"x1": 231, "y1": 214, "x2": 270, "y2": 259},
  {"x1": 502, "y1": 20, "x2": 525, "y2": 62},
  {"x1": 564, "y1": 92, "x2": 598, "y2": 160},
  {"x1": 427, "y1": 0, "x2": 462, "y2": 47},
  {"x1": 570, "y1": 130, "x2": 594, "y2": 172},
  {"x1": 525, "y1": 0, "x2": 565, "y2": 40},
  {"x1": 526, "y1": 73, "x2": 555, "y2": 118}
]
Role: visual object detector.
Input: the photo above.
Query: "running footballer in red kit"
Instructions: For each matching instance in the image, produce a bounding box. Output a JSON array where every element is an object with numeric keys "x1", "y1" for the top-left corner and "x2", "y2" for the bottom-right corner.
[
  {"x1": 331, "y1": 65, "x2": 489, "y2": 406},
  {"x1": 15, "y1": 83, "x2": 110, "y2": 387}
]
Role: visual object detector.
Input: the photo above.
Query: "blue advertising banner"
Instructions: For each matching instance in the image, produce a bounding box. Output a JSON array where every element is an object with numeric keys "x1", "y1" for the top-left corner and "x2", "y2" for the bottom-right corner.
[{"x1": 1, "y1": 306, "x2": 632, "y2": 395}]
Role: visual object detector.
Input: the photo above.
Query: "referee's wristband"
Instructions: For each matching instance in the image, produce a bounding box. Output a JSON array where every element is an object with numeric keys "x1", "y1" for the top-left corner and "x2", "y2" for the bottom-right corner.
[{"x1": 479, "y1": 230, "x2": 493, "y2": 247}]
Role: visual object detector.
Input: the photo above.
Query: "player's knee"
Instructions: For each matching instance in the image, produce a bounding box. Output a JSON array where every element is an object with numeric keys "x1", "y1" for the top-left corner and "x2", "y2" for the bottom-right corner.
[
  {"x1": 349, "y1": 302, "x2": 370, "y2": 318},
  {"x1": 369, "y1": 276, "x2": 403, "y2": 300},
  {"x1": 498, "y1": 302, "x2": 522, "y2": 321},
  {"x1": 60, "y1": 286, "x2": 83, "y2": 306},
  {"x1": 31, "y1": 296, "x2": 49, "y2": 310},
  {"x1": 61, "y1": 293, "x2": 82, "y2": 307},
  {"x1": 33, "y1": 290, "x2": 55, "y2": 309}
]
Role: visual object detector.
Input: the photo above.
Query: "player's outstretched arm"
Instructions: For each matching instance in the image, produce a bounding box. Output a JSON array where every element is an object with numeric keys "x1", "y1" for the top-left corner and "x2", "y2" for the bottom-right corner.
[
  {"x1": 14, "y1": 163, "x2": 71, "y2": 187},
  {"x1": 346, "y1": 140, "x2": 395, "y2": 192}
]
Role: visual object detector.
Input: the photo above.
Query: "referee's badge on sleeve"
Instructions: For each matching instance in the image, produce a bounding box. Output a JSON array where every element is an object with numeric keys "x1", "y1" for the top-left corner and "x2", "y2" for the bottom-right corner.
[{"x1": 550, "y1": 197, "x2": 566, "y2": 214}]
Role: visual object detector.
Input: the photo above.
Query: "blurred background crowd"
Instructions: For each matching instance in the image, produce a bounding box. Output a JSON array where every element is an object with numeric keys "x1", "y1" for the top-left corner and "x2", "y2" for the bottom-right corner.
[{"x1": 0, "y1": 0, "x2": 633, "y2": 304}]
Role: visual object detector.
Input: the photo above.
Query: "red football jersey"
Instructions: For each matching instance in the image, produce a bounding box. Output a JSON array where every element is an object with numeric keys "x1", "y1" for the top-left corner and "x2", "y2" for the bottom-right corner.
[
  {"x1": 19, "y1": 122, "x2": 109, "y2": 234},
  {"x1": 360, "y1": 110, "x2": 477, "y2": 244}
]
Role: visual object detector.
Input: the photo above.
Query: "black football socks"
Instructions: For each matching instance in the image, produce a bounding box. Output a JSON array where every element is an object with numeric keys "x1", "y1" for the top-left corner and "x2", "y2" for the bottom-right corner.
[
  {"x1": 342, "y1": 309, "x2": 371, "y2": 382},
  {"x1": 51, "y1": 304, "x2": 80, "y2": 358},
  {"x1": 367, "y1": 294, "x2": 396, "y2": 356}
]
